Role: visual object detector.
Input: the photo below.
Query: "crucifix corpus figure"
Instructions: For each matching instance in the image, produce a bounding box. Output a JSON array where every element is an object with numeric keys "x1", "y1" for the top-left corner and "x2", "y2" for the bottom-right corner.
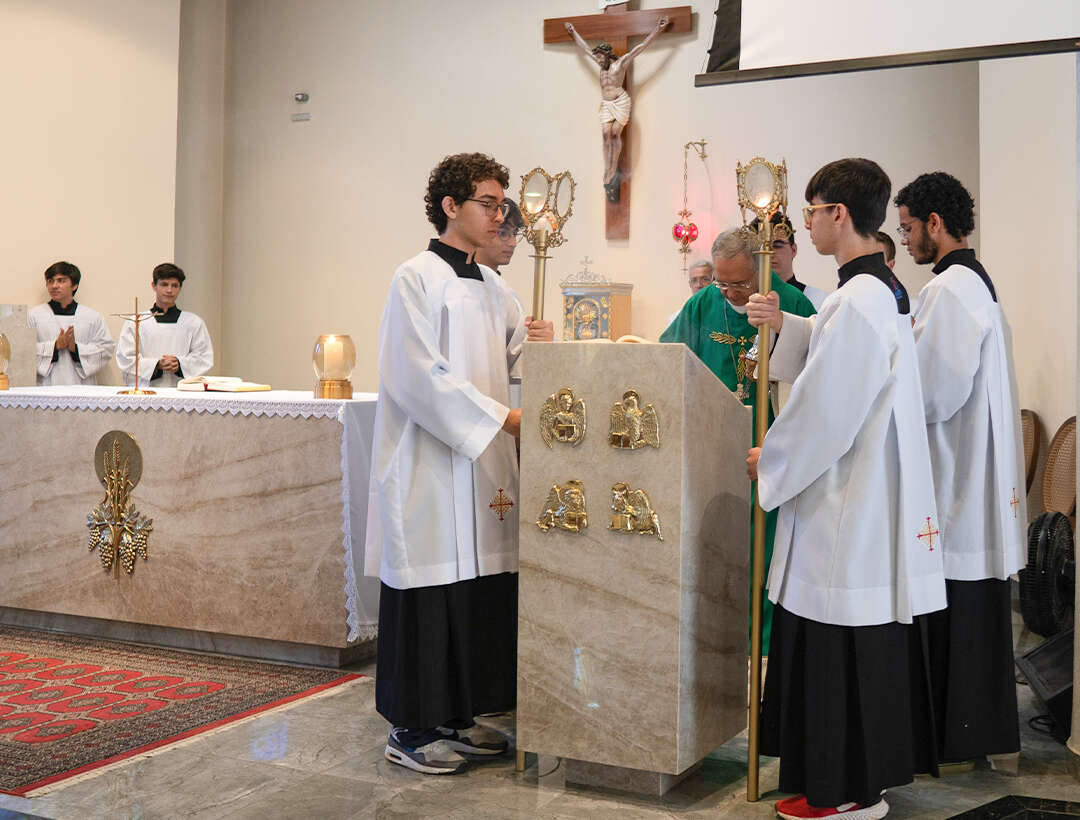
[{"x1": 565, "y1": 16, "x2": 669, "y2": 203}]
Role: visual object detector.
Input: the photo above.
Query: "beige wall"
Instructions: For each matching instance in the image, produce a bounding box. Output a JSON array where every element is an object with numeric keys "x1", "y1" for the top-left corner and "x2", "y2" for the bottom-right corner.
[
  {"x1": 0, "y1": 0, "x2": 180, "y2": 385},
  {"x1": 175, "y1": 0, "x2": 227, "y2": 369},
  {"x1": 979, "y1": 53, "x2": 1078, "y2": 437},
  {"x1": 218, "y1": 0, "x2": 980, "y2": 391}
]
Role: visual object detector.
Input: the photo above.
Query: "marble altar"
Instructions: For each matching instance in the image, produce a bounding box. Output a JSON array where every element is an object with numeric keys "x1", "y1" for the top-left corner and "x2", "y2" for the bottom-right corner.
[
  {"x1": 517, "y1": 342, "x2": 751, "y2": 788},
  {"x1": 0, "y1": 386, "x2": 381, "y2": 665}
]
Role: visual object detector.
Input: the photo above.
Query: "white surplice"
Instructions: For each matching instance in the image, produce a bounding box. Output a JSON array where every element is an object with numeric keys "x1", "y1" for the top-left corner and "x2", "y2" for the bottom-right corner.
[
  {"x1": 364, "y1": 251, "x2": 526, "y2": 590},
  {"x1": 913, "y1": 263, "x2": 1027, "y2": 580},
  {"x1": 759, "y1": 275, "x2": 946, "y2": 626},
  {"x1": 115, "y1": 310, "x2": 213, "y2": 388},
  {"x1": 28, "y1": 303, "x2": 115, "y2": 386}
]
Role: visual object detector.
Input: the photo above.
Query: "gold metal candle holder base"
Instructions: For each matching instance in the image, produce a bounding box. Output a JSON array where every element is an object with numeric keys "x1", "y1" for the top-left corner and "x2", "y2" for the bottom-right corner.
[
  {"x1": 315, "y1": 379, "x2": 352, "y2": 399},
  {"x1": 0, "y1": 374, "x2": 8, "y2": 391},
  {"x1": 118, "y1": 388, "x2": 156, "y2": 395}
]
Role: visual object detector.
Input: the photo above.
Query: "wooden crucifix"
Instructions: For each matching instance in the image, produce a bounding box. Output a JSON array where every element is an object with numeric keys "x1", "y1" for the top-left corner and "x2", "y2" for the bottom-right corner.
[{"x1": 544, "y1": 3, "x2": 691, "y2": 240}]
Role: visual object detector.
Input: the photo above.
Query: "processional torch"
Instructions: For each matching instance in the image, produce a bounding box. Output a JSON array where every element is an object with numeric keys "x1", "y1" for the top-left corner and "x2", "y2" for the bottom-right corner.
[
  {"x1": 736, "y1": 156, "x2": 790, "y2": 802},
  {"x1": 519, "y1": 167, "x2": 576, "y2": 322},
  {"x1": 514, "y1": 167, "x2": 575, "y2": 775}
]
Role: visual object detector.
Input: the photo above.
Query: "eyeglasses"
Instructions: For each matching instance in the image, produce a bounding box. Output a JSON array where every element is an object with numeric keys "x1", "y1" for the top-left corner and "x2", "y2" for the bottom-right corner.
[
  {"x1": 466, "y1": 198, "x2": 511, "y2": 219},
  {"x1": 714, "y1": 281, "x2": 756, "y2": 293},
  {"x1": 896, "y1": 222, "x2": 913, "y2": 238},
  {"x1": 801, "y1": 202, "x2": 839, "y2": 226},
  {"x1": 496, "y1": 226, "x2": 524, "y2": 243}
]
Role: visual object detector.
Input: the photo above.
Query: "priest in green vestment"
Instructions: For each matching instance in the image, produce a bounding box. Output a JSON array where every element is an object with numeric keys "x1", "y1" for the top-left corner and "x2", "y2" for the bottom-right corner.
[{"x1": 660, "y1": 227, "x2": 816, "y2": 653}]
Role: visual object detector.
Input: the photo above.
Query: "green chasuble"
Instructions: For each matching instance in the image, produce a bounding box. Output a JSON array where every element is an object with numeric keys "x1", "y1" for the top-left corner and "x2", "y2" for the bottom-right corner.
[{"x1": 660, "y1": 273, "x2": 817, "y2": 653}]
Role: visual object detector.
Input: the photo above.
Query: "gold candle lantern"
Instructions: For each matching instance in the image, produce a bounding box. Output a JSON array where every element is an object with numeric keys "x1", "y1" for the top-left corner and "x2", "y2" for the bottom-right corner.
[
  {"x1": 0, "y1": 333, "x2": 10, "y2": 390},
  {"x1": 313, "y1": 334, "x2": 356, "y2": 398},
  {"x1": 735, "y1": 155, "x2": 789, "y2": 804},
  {"x1": 519, "y1": 167, "x2": 575, "y2": 321}
]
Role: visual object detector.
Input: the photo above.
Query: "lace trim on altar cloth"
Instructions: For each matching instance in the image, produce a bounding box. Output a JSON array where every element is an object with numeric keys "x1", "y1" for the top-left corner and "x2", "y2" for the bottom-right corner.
[
  {"x1": 0, "y1": 387, "x2": 375, "y2": 420},
  {"x1": 340, "y1": 403, "x2": 373, "y2": 643}
]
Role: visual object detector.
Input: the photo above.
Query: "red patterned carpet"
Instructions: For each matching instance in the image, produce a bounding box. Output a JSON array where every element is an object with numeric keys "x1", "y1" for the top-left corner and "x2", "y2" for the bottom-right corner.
[{"x1": 0, "y1": 626, "x2": 361, "y2": 796}]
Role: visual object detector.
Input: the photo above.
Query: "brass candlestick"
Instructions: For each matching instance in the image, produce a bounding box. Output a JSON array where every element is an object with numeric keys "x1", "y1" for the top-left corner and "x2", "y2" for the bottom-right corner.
[
  {"x1": 115, "y1": 298, "x2": 156, "y2": 396},
  {"x1": 735, "y1": 156, "x2": 789, "y2": 803}
]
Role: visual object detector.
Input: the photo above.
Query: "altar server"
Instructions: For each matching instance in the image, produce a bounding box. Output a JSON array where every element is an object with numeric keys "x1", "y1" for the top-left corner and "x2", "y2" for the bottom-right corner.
[
  {"x1": 365, "y1": 153, "x2": 553, "y2": 776},
  {"x1": 28, "y1": 261, "x2": 115, "y2": 385},
  {"x1": 660, "y1": 229, "x2": 815, "y2": 654},
  {"x1": 896, "y1": 171, "x2": 1025, "y2": 764},
  {"x1": 116, "y1": 263, "x2": 213, "y2": 388},
  {"x1": 746, "y1": 158, "x2": 945, "y2": 820},
  {"x1": 474, "y1": 199, "x2": 525, "y2": 274},
  {"x1": 750, "y1": 212, "x2": 829, "y2": 310}
]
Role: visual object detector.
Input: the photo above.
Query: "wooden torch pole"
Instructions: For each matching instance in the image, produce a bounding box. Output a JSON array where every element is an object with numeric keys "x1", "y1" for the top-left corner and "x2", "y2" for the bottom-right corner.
[{"x1": 747, "y1": 217, "x2": 773, "y2": 802}]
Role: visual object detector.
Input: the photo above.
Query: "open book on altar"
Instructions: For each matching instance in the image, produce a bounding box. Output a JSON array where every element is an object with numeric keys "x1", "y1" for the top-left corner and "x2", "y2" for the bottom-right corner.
[{"x1": 177, "y1": 377, "x2": 271, "y2": 393}]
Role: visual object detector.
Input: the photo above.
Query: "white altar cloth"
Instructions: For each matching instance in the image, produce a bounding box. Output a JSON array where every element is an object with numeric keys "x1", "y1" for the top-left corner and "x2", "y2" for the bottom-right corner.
[{"x1": 0, "y1": 386, "x2": 381, "y2": 642}]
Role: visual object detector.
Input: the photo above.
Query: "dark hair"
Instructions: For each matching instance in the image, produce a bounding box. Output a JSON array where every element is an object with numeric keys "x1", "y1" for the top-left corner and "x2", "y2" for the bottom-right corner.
[
  {"x1": 875, "y1": 230, "x2": 896, "y2": 262},
  {"x1": 503, "y1": 200, "x2": 525, "y2": 231},
  {"x1": 592, "y1": 42, "x2": 615, "y2": 58},
  {"x1": 44, "y1": 260, "x2": 81, "y2": 290},
  {"x1": 749, "y1": 211, "x2": 795, "y2": 242},
  {"x1": 152, "y1": 262, "x2": 186, "y2": 285},
  {"x1": 805, "y1": 158, "x2": 891, "y2": 238},
  {"x1": 424, "y1": 153, "x2": 510, "y2": 234},
  {"x1": 894, "y1": 171, "x2": 975, "y2": 240}
]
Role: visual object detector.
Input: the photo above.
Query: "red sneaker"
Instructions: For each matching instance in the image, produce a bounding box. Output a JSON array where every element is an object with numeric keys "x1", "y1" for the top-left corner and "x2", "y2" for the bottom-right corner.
[{"x1": 775, "y1": 795, "x2": 889, "y2": 820}]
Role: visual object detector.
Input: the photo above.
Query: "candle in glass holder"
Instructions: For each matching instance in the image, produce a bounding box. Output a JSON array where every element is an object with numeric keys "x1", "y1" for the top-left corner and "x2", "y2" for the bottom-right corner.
[{"x1": 313, "y1": 334, "x2": 356, "y2": 398}]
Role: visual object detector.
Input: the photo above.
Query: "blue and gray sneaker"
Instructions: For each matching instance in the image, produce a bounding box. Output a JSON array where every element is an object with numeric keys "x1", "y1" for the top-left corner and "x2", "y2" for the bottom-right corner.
[
  {"x1": 436, "y1": 724, "x2": 510, "y2": 756},
  {"x1": 384, "y1": 728, "x2": 469, "y2": 775}
]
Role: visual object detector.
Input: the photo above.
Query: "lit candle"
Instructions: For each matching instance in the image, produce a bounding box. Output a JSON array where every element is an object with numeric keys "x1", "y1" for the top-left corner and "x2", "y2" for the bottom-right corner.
[
  {"x1": 323, "y1": 336, "x2": 344, "y2": 378},
  {"x1": 534, "y1": 213, "x2": 554, "y2": 234}
]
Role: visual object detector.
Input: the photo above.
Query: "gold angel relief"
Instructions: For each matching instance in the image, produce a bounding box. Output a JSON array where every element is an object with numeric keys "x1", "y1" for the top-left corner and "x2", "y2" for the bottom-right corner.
[
  {"x1": 539, "y1": 387, "x2": 587, "y2": 447},
  {"x1": 536, "y1": 480, "x2": 588, "y2": 533},
  {"x1": 609, "y1": 482, "x2": 663, "y2": 541},
  {"x1": 608, "y1": 389, "x2": 660, "y2": 450}
]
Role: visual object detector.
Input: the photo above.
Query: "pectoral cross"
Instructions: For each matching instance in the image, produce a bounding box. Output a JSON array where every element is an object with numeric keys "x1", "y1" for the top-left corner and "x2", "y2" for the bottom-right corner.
[
  {"x1": 916, "y1": 517, "x2": 939, "y2": 551},
  {"x1": 544, "y1": 3, "x2": 690, "y2": 240},
  {"x1": 1010, "y1": 488, "x2": 1020, "y2": 518}
]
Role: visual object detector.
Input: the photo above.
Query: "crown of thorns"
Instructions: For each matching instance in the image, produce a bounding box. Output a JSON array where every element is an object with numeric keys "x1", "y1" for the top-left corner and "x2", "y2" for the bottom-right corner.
[{"x1": 592, "y1": 42, "x2": 615, "y2": 56}]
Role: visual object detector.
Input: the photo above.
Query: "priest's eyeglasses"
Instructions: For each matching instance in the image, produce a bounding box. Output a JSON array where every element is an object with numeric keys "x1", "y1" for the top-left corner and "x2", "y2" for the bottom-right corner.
[
  {"x1": 466, "y1": 198, "x2": 512, "y2": 219},
  {"x1": 896, "y1": 222, "x2": 912, "y2": 238},
  {"x1": 714, "y1": 280, "x2": 756, "y2": 293},
  {"x1": 801, "y1": 203, "x2": 839, "y2": 226}
]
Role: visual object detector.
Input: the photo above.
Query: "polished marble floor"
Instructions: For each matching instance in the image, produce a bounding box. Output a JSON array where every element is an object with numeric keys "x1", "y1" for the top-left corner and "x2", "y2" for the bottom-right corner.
[{"x1": 0, "y1": 612, "x2": 1075, "y2": 819}]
